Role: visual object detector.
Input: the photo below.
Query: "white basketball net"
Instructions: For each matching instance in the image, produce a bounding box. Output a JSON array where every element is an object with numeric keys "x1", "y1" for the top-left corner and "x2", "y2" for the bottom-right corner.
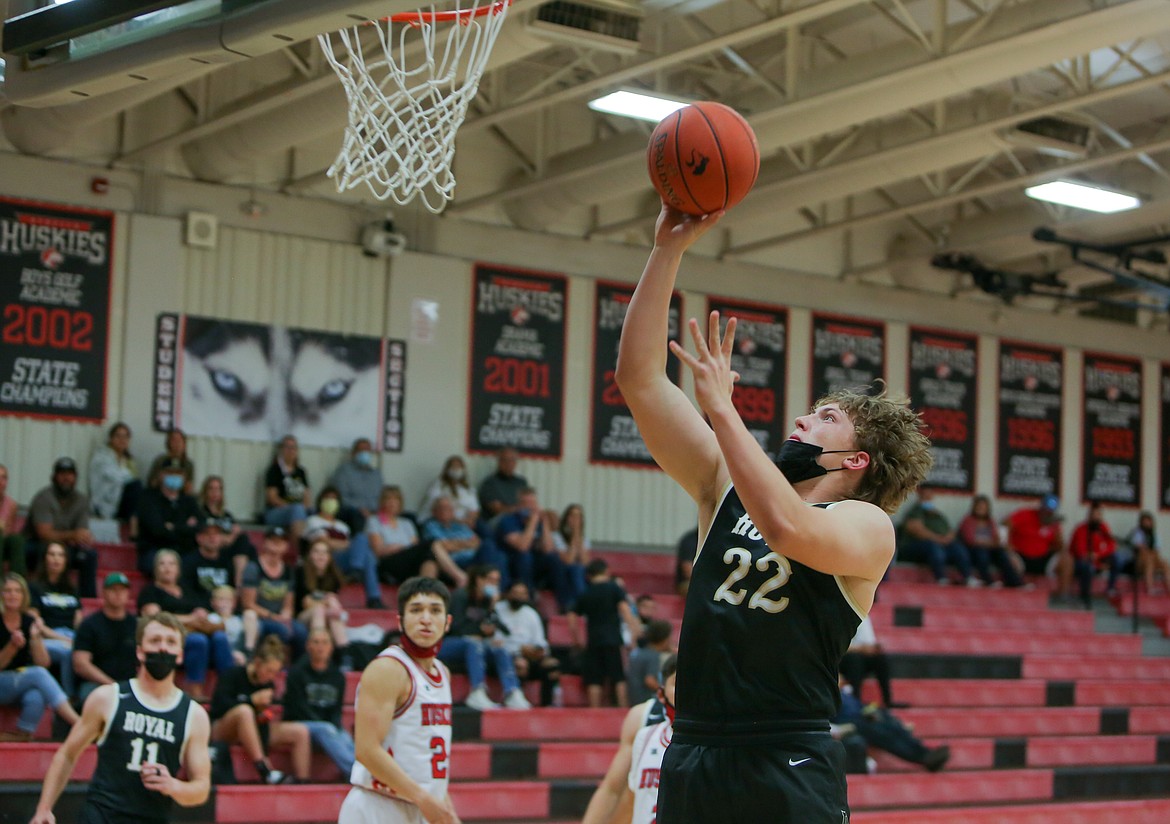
[{"x1": 318, "y1": 1, "x2": 510, "y2": 213}]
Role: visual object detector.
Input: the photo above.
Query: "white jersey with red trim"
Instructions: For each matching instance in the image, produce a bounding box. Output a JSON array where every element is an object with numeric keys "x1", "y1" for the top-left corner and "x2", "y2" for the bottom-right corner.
[
  {"x1": 626, "y1": 719, "x2": 671, "y2": 824},
  {"x1": 349, "y1": 645, "x2": 453, "y2": 802}
]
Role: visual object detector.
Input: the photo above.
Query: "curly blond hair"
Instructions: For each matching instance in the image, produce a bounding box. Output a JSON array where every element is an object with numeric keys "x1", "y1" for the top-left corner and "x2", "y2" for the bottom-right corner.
[{"x1": 815, "y1": 383, "x2": 933, "y2": 514}]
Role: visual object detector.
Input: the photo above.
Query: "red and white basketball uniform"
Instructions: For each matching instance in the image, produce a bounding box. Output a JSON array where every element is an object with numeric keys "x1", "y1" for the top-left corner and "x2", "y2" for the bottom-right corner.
[
  {"x1": 339, "y1": 646, "x2": 453, "y2": 824},
  {"x1": 626, "y1": 719, "x2": 672, "y2": 824}
]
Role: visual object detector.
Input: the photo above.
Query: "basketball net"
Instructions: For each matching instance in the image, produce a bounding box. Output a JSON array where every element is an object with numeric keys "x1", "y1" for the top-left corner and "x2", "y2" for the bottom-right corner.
[{"x1": 318, "y1": 1, "x2": 511, "y2": 213}]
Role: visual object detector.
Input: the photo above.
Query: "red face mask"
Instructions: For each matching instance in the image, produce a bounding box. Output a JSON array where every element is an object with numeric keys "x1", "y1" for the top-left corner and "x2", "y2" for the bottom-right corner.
[{"x1": 400, "y1": 632, "x2": 441, "y2": 660}]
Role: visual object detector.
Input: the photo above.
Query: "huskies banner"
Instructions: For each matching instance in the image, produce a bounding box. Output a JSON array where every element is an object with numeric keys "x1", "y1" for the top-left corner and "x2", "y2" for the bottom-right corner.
[
  {"x1": 1162, "y1": 363, "x2": 1170, "y2": 510},
  {"x1": 152, "y1": 314, "x2": 399, "y2": 450},
  {"x1": 708, "y1": 297, "x2": 788, "y2": 462},
  {"x1": 0, "y1": 197, "x2": 112, "y2": 423},
  {"x1": 1081, "y1": 353, "x2": 1141, "y2": 506},
  {"x1": 590, "y1": 282, "x2": 683, "y2": 466},
  {"x1": 468, "y1": 264, "x2": 566, "y2": 457},
  {"x1": 997, "y1": 341, "x2": 1063, "y2": 498},
  {"x1": 810, "y1": 313, "x2": 885, "y2": 400},
  {"x1": 908, "y1": 328, "x2": 978, "y2": 492}
]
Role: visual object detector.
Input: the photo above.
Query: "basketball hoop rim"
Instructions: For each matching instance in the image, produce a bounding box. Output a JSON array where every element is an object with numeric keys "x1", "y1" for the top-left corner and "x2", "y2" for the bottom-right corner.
[{"x1": 386, "y1": 0, "x2": 511, "y2": 25}]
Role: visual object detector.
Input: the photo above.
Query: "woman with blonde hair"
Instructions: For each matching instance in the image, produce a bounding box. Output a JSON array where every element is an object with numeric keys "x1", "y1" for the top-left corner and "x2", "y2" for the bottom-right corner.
[{"x1": 0, "y1": 573, "x2": 79, "y2": 741}]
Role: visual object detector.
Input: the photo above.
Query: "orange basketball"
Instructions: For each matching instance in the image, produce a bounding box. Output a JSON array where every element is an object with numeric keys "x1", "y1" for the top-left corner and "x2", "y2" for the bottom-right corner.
[{"x1": 646, "y1": 102, "x2": 760, "y2": 215}]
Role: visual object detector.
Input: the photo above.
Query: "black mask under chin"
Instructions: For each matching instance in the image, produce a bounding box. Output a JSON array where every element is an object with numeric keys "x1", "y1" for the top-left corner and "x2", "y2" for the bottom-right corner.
[
  {"x1": 142, "y1": 651, "x2": 179, "y2": 680},
  {"x1": 776, "y1": 440, "x2": 857, "y2": 485}
]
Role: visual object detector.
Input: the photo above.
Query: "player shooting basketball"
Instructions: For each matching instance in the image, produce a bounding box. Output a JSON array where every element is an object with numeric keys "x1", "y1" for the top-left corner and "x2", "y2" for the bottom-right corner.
[{"x1": 615, "y1": 204, "x2": 932, "y2": 822}]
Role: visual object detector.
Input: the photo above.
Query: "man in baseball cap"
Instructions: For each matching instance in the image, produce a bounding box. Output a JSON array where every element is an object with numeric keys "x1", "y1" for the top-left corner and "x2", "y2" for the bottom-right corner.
[{"x1": 25, "y1": 456, "x2": 97, "y2": 596}]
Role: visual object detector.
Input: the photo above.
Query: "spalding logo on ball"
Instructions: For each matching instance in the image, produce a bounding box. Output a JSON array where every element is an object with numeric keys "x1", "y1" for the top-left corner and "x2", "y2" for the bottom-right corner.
[{"x1": 647, "y1": 101, "x2": 760, "y2": 215}]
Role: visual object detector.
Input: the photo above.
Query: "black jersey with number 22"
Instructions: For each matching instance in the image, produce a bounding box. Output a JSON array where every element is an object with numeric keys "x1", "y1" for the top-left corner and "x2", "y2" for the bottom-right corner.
[{"x1": 674, "y1": 485, "x2": 864, "y2": 738}]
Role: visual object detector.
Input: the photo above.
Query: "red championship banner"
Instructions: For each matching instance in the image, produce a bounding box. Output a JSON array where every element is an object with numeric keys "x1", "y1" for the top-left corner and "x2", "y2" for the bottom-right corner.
[
  {"x1": 810, "y1": 313, "x2": 885, "y2": 401},
  {"x1": 908, "y1": 328, "x2": 978, "y2": 493},
  {"x1": 468, "y1": 264, "x2": 566, "y2": 458},
  {"x1": 0, "y1": 197, "x2": 113, "y2": 423},
  {"x1": 1081, "y1": 353, "x2": 1142, "y2": 506},
  {"x1": 997, "y1": 341, "x2": 1063, "y2": 499},
  {"x1": 707, "y1": 296, "x2": 788, "y2": 462},
  {"x1": 1162, "y1": 363, "x2": 1170, "y2": 511},
  {"x1": 589, "y1": 281, "x2": 682, "y2": 467}
]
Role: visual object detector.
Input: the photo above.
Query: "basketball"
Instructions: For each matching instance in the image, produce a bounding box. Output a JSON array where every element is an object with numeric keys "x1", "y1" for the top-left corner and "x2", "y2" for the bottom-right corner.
[{"x1": 646, "y1": 101, "x2": 760, "y2": 215}]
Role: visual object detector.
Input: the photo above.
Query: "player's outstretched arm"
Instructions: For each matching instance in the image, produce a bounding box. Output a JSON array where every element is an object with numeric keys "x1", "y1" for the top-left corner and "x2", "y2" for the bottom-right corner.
[
  {"x1": 30, "y1": 685, "x2": 113, "y2": 824},
  {"x1": 354, "y1": 658, "x2": 456, "y2": 824},
  {"x1": 671, "y1": 313, "x2": 894, "y2": 581},
  {"x1": 616, "y1": 205, "x2": 727, "y2": 508},
  {"x1": 581, "y1": 701, "x2": 650, "y2": 824},
  {"x1": 142, "y1": 703, "x2": 211, "y2": 806},
  {"x1": 605, "y1": 786, "x2": 635, "y2": 824}
]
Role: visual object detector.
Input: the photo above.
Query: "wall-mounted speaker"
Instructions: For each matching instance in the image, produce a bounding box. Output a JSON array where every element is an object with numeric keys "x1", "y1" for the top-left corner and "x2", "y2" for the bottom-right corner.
[{"x1": 185, "y1": 211, "x2": 218, "y2": 249}]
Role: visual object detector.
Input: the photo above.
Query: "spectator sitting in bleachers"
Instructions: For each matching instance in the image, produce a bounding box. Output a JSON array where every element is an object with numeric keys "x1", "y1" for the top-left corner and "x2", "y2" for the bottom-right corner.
[
  {"x1": 183, "y1": 517, "x2": 234, "y2": 611},
  {"x1": 626, "y1": 618, "x2": 673, "y2": 707},
  {"x1": 0, "y1": 464, "x2": 25, "y2": 577},
  {"x1": 209, "y1": 635, "x2": 309, "y2": 785},
  {"x1": 263, "y1": 435, "x2": 311, "y2": 548},
  {"x1": 328, "y1": 438, "x2": 383, "y2": 537},
  {"x1": 304, "y1": 486, "x2": 383, "y2": 610},
  {"x1": 147, "y1": 428, "x2": 196, "y2": 494},
  {"x1": 138, "y1": 549, "x2": 235, "y2": 702},
  {"x1": 24, "y1": 457, "x2": 97, "y2": 598},
  {"x1": 1069, "y1": 501, "x2": 1121, "y2": 608},
  {"x1": 29, "y1": 542, "x2": 82, "y2": 698},
  {"x1": 1004, "y1": 495, "x2": 1069, "y2": 595},
  {"x1": 369, "y1": 486, "x2": 465, "y2": 589},
  {"x1": 240, "y1": 527, "x2": 306, "y2": 654},
  {"x1": 421, "y1": 496, "x2": 482, "y2": 571},
  {"x1": 552, "y1": 503, "x2": 590, "y2": 608},
  {"x1": 420, "y1": 455, "x2": 481, "y2": 530},
  {"x1": 478, "y1": 447, "x2": 527, "y2": 526},
  {"x1": 136, "y1": 458, "x2": 201, "y2": 575},
  {"x1": 440, "y1": 565, "x2": 531, "y2": 711},
  {"x1": 0, "y1": 572, "x2": 79, "y2": 741},
  {"x1": 839, "y1": 615, "x2": 904, "y2": 709},
  {"x1": 283, "y1": 627, "x2": 354, "y2": 778},
  {"x1": 87, "y1": 421, "x2": 143, "y2": 530},
  {"x1": 674, "y1": 527, "x2": 697, "y2": 597},
  {"x1": 198, "y1": 476, "x2": 258, "y2": 586},
  {"x1": 494, "y1": 581, "x2": 561, "y2": 707},
  {"x1": 294, "y1": 539, "x2": 351, "y2": 669},
  {"x1": 1129, "y1": 511, "x2": 1168, "y2": 595},
  {"x1": 72, "y1": 572, "x2": 137, "y2": 702},
  {"x1": 897, "y1": 487, "x2": 978, "y2": 586},
  {"x1": 497, "y1": 487, "x2": 566, "y2": 608},
  {"x1": 834, "y1": 676, "x2": 949, "y2": 773},
  {"x1": 569, "y1": 558, "x2": 642, "y2": 709},
  {"x1": 957, "y1": 494, "x2": 1024, "y2": 587},
  {"x1": 208, "y1": 584, "x2": 254, "y2": 665}
]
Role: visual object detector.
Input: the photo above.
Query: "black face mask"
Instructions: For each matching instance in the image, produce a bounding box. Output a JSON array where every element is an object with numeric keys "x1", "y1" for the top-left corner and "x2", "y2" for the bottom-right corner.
[
  {"x1": 775, "y1": 440, "x2": 856, "y2": 485},
  {"x1": 143, "y1": 651, "x2": 179, "y2": 680}
]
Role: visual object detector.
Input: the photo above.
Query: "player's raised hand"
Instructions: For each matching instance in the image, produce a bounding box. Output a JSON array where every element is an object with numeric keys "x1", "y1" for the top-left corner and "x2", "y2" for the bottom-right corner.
[
  {"x1": 653, "y1": 203, "x2": 724, "y2": 250},
  {"x1": 669, "y1": 312, "x2": 740, "y2": 418}
]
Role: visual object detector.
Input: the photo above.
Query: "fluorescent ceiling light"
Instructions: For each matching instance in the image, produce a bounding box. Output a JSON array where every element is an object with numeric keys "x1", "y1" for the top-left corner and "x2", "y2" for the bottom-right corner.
[
  {"x1": 1024, "y1": 180, "x2": 1140, "y2": 213},
  {"x1": 588, "y1": 90, "x2": 689, "y2": 122}
]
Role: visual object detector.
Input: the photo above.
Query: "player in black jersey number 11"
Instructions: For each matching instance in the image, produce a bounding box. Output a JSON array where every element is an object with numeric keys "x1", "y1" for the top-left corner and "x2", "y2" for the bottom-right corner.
[
  {"x1": 615, "y1": 204, "x2": 933, "y2": 822},
  {"x1": 30, "y1": 611, "x2": 211, "y2": 824}
]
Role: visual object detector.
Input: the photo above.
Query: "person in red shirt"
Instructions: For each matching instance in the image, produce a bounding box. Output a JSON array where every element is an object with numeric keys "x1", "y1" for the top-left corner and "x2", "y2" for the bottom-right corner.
[
  {"x1": 1068, "y1": 501, "x2": 1120, "y2": 608},
  {"x1": 1003, "y1": 495, "x2": 1069, "y2": 594}
]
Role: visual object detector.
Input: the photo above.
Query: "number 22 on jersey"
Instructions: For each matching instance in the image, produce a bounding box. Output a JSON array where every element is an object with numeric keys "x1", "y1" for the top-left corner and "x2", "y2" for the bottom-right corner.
[{"x1": 713, "y1": 548, "x2": 792, "y2": 613}]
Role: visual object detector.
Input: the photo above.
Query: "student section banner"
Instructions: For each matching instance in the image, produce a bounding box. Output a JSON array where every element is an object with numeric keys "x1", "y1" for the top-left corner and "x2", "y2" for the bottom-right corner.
[
  {"x1": 708, "y1": 296, "x2": 788, "y2": 462},
  {"x1": 908, "y1": 328, "x2": 977, "y2": 493},
  {"x1": 1162, "y1": 363, "x2": 1170, "y2": 511},
  {"x1": 0, "y1": 197, "x2": 113, "y2": 423},
  {"x1": 589, "y1": 281, "x2": 682, "y2": 467},
  {"x1": 1080, "y1": 353, "x2": 1142, "y2": 506},
  {"x1": 997, "y1": 341, "x2": 1063, "y2": 498},
  {"x1": 151, "y1": 313, "x2": 400, "y2": 450},
  {"x1": 810, "y1": 313, "x2": 885, "y2": 401},
  {"x1": 468, "y1": 264, "x2": 566, "y2": 458}
]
